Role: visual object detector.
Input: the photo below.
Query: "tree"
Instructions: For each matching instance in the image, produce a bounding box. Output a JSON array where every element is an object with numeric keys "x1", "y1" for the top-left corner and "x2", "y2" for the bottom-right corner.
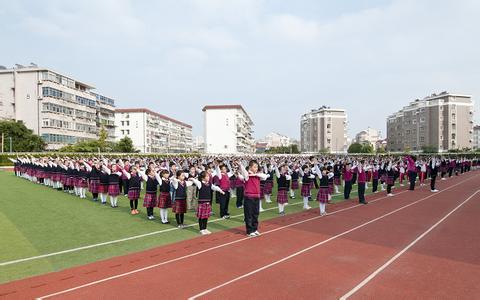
[
  {"x1": 114, "y1": 136, "x2": 136, "y2": 153},
  {"x1": 347, "y1": 143, "x2": 363, "y2": 153},
  {"x1": 421, "y1": 145, "x2": 438, "y2": 153},
  {"x1": 362, "y1": 143, "x2": 374, "y2": 154},
  {"x1": 0, "y1": 120, "x2": 46, "y2": 152},
  {"x1": 98, "y1": 127, "x2": 108, "y2": 152}
]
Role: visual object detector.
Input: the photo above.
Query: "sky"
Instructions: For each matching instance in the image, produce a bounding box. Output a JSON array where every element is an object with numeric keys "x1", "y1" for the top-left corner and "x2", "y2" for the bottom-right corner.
[{"x1": 1, "y1": 0, "x2": 479, "y2": 140}]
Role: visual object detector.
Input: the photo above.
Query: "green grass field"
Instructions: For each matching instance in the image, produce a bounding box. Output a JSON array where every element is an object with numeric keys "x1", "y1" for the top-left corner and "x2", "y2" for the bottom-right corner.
[{"x1": 0, "y1": 170, "x2": 382, "y2": 283}]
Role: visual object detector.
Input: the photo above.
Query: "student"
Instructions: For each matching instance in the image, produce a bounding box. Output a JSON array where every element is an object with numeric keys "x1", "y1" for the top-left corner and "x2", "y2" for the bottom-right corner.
[
  {"x1": 158, "y1": 170, "x2": 172, "y2": 224},
  {"x1": 419, "y1": 162, "x2": 427, "y2": 186},
  {"x1": 275, "y1": 164, "x2": 291, "y2": 216},
  {"x1": 263, "y1": 164, "x2": 274, "y2": 203},
  {"x1": 333, "y1": 162, "x2": 342, "y2": 194},
  {"x1": 186, "y1": 165, "x2": 198, "y2": 211},
  {"x1": 429, "y1": 157, "x2": 440, "y2": 192},
  {"x1": 289, "y1": 165, "x2": 300, "y2": 199},
  {"x1": 104, "y1": 164, "x2": 122, "y2": 208},
  {"x1": 353, "y1": 161, "x2": 368, "y2": 204},
  {"x1": 343, "y1": 162, "x2": 353, "y2": 199},
  {"x1": 315, "y1": 164, "x2": 334, "y2": 216},
  {"x1": 77, "y1": 162, "x2": 89, "y2": 199},
  {"x1": 99, "y1": 162, "x2": 110, "y2": 205},
  {"x1": 405, "y1": 155, "x2": 417, "y2": 191},
  {"x1": 191, "y1": 171, "x2": 224, "y2": 235},
  {"x1": 140, "y1": 168, "x2": 161, "y2": 220},
  {"x1": 86, "y1": 161, "x2": 100, "y2": 202},
  {"x1": 299, "y1": 165, "x2": 315, "y2": 210},
  {"x1": 171, "y1": 170, "x2": 192, "y2": 228},
  {"x1": 122, "y1": 164, "x2": 142, "y2": 215},
  {"x1": 239, "y1": 160, "x2": 269, "y2": 237},
  {"x1": 215, "y1": 163, "x2": 233, "y2": 219},
  {"x1": 234, "y1": 169, "x2": 245, "y2": 208},
  {"x1": 372, "y1": 163, "x2": 379, "y2": 193},
  {"x1": 386, "y1": 162, "x2": 397, "y2": 196}
]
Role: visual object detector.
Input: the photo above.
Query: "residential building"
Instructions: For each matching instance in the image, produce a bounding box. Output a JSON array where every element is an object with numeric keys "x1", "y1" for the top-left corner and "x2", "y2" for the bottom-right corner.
[
  {"x1": 203, "y1": 105, "x2": 255, "y2": 154},
  {"x1": 300, "y1": 106, "x2": 348, "y2": 153},
  {"x1": 0, "y1": 64, "x2": 115, "y2": 149},
  {"x1": 193, "y1": 136, "x2": 205, "y2": 153},
  {"x1": 355, "y1": 127, "x2": 382, "y2": 149},
  {"x1": 115, "y1": 108, "x2": 192, "y2": 153},
  {"x1": 387, "y1": 92, "x2": 474, "y2": 152},
  {"x1": 264, "y1": 132, "x2": 291, "y2": 148},
  {"x1": 255, "y1": 142, "x2": 268, "y2": 153},
  {"x1": 473, "y1": 125, "x2": 480, "y2": 149}
]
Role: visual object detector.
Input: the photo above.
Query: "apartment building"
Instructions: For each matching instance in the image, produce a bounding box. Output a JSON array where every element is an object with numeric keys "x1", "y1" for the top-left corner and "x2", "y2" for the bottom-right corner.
[
  {"x1": 354, "y1": 127, "x2": 382, "y2": 149},
  {"x1": 300, "y1": 106, "x2": 348, "y2": 153},
  {"x1": 115, "y1": 108, "x2": 192, "y2": 153},
  {"x1": 264, "y1": 132, "x2": 291, "y2": 148},
  {"x1": 387, "y1": 92, "x2": 474, "y2": 152},
  {"x1": 473, "y1": 125, "x2": 480, "y2": 150},
  {"x1": 0, "y1": 64, "x2": 115, "y2": 149},
  {"x1": 203, "y1": 105, "x2": 255, "y2": 154}
]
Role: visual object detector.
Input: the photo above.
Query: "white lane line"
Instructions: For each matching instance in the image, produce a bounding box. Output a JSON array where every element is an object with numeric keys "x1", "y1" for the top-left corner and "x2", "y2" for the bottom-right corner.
[
  {"x1": 37, "y1": 174, "x2": 475, "y2": 299},
  {"x1": 339, "y1": 189, "x2": 480, "y2": 300},
  {"x1": 186, "y1": 176, "x2": 476, "y2": 300},
  {"x1": 0, "y1": 182, "x2": 375, "y2": 267},
  {"x1": 34, "y1": 189, "x2": 415, "y2": 300}
]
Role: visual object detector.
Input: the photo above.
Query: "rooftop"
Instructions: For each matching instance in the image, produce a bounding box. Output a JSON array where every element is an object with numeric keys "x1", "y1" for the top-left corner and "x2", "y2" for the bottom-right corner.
[
  {"x1": 116, "y1": 108, "x2": 192, "y2": 128},
  {"x1": 202, "y1": 104, "x2": 253, "y2": 125}
]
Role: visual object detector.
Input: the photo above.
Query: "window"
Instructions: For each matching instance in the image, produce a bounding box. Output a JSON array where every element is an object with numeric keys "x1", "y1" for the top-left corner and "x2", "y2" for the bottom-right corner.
[
  {"x1": 126, "y1": 121, "x2": 130, "y2": 126},
  {"x1": 121, "y1": 121, "x2": 124, "y2": 126},
  {"x1": 452, "y1": 133, "x2": 456, "y2": 139},
  {"x1": 121, "y1": 130, "x2": 124, "y2": 135}
]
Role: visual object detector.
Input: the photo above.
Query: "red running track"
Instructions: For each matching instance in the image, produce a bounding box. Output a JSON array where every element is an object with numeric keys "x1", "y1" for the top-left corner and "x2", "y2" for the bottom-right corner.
[{"x1": 0, "y1": 172, "x2": 478, "y2": 299}]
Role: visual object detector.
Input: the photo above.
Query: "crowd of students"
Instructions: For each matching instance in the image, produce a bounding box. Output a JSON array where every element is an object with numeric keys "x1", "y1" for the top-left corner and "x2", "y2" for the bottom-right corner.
[{"x1": 10, "y1": 154, "x2": 479, "y2": 236}]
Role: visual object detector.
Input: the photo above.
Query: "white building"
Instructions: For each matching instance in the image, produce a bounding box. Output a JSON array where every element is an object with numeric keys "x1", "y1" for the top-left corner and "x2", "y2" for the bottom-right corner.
[
  {"x1": 193, "y1": 136, "x2": 205, "y2": 153},
  {"x1": 473, "y1": 125, "x2": 480, "y2": 150},
  {"x1": 115, "y1": 108, "x2": 192, "y2": 153},
  {"x1": 0, "y1": 64, "x2": 115, "y2": 149},
  {"x1": 264, "y1": 132, "x2": 291, "y2": 148},
  {"x1": 354, "y1": 127, "x2": 382, "y2": 149},
  {"x1": 203, "y1": 105, "x2": 255, "y2": 154},
  {"x1": 301, "y1": 106, "x2": 348, "y2": 153}
]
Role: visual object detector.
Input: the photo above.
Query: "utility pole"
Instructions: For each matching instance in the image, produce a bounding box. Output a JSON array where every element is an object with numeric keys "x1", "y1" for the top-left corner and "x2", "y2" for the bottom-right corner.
[{"x1": 9, "y1": 137, "x2": 12, "y2": 153}]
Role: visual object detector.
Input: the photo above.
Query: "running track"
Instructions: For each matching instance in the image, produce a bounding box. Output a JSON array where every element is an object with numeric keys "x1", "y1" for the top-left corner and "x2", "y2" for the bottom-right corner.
[{"x1": 1, "y1": 172, "x2": 479, "y2": 299}]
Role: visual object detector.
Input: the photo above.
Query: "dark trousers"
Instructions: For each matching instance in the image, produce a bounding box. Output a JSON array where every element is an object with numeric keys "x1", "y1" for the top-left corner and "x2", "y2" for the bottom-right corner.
[
  {"x1": 175, "y1": 213, "x2": 184, "y2": 225},
  {"x1": 122, "y1": 179, "x2": 129, "y2": 195},
  {"x1": 199, "y1": 218, "x2": 208, "y2": 230},
  {"x1": 344, "y1": 180, "x2": 352, "y2": 199},
  {"x1": 387, "y1": 184, "x2": 393, "y2": 194},
  {"x1": 129, "y1": 199, "x2": 138, "y2": 209},
  {"x1": 372, "y1": 179, "x2": 379, "y2": 193},
  {"x1": 244, "y1": 197, "x2": 259, "y2": 234},
  {"x1": 358, "y1": 182, "x2": 366, "y2": 203},
  {"x1": 217, "y1": 191, "x2": 230, "y2": 217},
  {"x1": 430, "y1": 176, "x2": 437, "y2": 190},
  {"x1": 236, "y1": 186, "x2": 244, "y2": 208},
  {"x1": 448, "y1": 168, "x2": 453, "y2": 177},
  {"x1": 147, "y1": 207, "x2": 154, "y2": 217},
  {"x1": 408, "y1": 171, "x2": 416, "y2": 190}
]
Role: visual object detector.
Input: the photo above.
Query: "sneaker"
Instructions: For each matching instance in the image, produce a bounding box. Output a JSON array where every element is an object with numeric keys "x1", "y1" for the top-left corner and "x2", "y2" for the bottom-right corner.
[
  {"x1": 200, "y1": 230, "x2": 207, "y2": 235},
  {"x1": 131, "y1": 210, "x2": 136, "y2": 215},
  {"x1": 431, "y1": 189, "x2": 439, "y2": 192},
  {"x1": 387, "y1": 193, "x2": 394, "y2": 197},
  {"x1": 254, "y1": 230, "x2": 261, "y2": 236},
  {"x1": 259, "y1": 208, "x2": 265, "y2": 212},
  {"x1": 134, "y1": 209, "x2": 139, "y2": 214},
  {"x1": 148, "y1": 215, "x2": 155, "y2": 220},
  {"x1": 237, "y1": 206, "x2": 244, "y2": 209},
  {"x1": 306, "y1": 206, "x2": 312, "y2": 210},
  {"x1": 247, "y1": 233, "x2": 257, "y2": 237},
  {"x1": 204, "y1": 229, "x2": 212, "y2": 234}
]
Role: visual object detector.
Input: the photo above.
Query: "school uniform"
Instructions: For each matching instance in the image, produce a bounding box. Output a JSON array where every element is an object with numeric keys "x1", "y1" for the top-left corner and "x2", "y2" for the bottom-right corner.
[
  {"x1": 216, "y1": 173, "x2": 231, "y2": 218},
  {"x1": 143, "y1": 176, "x2": 158, "y2": 217},
  {"x1": 343, "y1": 168, "x2": 353, "y2": 199},
  {"x1": 356, "y1": 167, "x2": 367, "y2": 204},
  {"x1": 158, "y1": 179, "x2": 172, "y2": 208},
  {"x1": 244, "y1": 175, "x2": 261, "y2": 235},
  {"x1": 276, "y1": 174, "x2": 289, "y2": 205},
  {"x1": 317, "y1": 174, "x2": 330, "y2": 204}
]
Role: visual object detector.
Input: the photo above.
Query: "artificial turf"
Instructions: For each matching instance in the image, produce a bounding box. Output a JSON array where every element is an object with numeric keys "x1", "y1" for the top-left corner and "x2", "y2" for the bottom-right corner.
[{"x1": 0, "y1": 170, "x2": 381, "y2": 283}]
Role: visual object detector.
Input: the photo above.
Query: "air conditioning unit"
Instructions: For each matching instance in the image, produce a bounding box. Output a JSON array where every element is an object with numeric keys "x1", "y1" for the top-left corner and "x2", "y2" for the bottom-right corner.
[{"x1": 38, "y1": 80, "x2": 43, "y2": 84}]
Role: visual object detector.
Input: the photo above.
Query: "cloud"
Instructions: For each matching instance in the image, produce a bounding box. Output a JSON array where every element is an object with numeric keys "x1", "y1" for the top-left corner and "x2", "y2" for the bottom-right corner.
[
  {"x1": 173, "y1": 27, "x2": 243, "y2": 50},
  {"x1": 262, "y1": 14, "x2": 321, "y2": 43}
]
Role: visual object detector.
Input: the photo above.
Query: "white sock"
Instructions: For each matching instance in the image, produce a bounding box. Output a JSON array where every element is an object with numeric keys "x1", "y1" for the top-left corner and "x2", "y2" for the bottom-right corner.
[
  {"x1": 335, "y1": 186, "x2": 339, "y2": 193},
  {"x1": 160, "y1": 208, "x2": 168, "y2": 222},
  {"x1": 320, "y1": 203, "x2": 326, "y2": 214},
  {"x1": 278, "y1": 203, "x2": 283, "y2": 213},
  {"x1": 290, "y1": 190, "x2": 294, "y2": 197},
  {"x1": 110, "y1": 196, "x2": 115, "y2": 206},
  {"x1": 114, "y1": 197, "x2": 118, "y2": 206},
  {"x1": 303, "y1": 197, "x2": 309, "y2": 208},
  {"x1": 259, "y1": 200, "x2": 264, "y2": 211}
]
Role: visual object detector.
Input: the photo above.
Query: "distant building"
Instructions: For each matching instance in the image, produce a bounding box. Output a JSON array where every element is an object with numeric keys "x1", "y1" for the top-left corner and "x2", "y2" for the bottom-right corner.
[
  {"x1": 300, "y1": 106, "x2": 347, "y2": 153},
  {"x1": 355, "y1": 127, "x2": 382, "y2": 149},
  {"x1": 115, "y1": 108, "x2": 192, "y2": 153},
  {"x1": 0, "y1": 64, "x2": 115, "y2": 150},
  {"x1": 387, "y1": 92, "x2": 474, "y2": 152},
  {"x1": 193, "y1": 136, "x2": 205, "y2": 153},
  {"x1": 264, "y1": 132, "x2": 291, "y2": 148},
  {"x1": 473, "y1": 125, "x2": 480, "y2": 149},
  {"x1": 255, "y1": 142, "x2": 268, "y2": 153},
  {"x1": 203, "y1": 105, "x2": 255, "y2": 154}
]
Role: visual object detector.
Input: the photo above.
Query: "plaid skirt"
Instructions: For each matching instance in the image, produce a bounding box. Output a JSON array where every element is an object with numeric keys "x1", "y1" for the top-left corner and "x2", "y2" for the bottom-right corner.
[
  {"x1": 66, "y1": 176, "x2": 74, "y2": 186},
  {"x1": 89, "y1": 179, "x2": 100, "y2": 193},
  {"x1": 380, "y1": 174, "x2": 387, "y2": 183},
  {"x1": 99, "y1": 183, "x2": 108, "y2": 194},
  {"x1": 108, "y1": 183, "x2": 120, "y2": 197},
  {"x1": 60, "y1": 174, "x2": 67, "y2": 185},
  {"x1": 128, "y1": 188, "x2": 140, "y2": 200},
  {"x1": 173, "y1": 198, "x2": 187, "y2": 213},
  {"x1": 291, "y1": 180, "x2": 299, "y2": 190},
  {"x1": 328, "y1": 182, "x2": 334, "y2": 194},
  {"x1": 334, "y1": 177, "x2": 341, "y2": 186},
  {"x1": 157, "y1": 192, "x2": 172, "y2": 208},
  {"x1": 77, "y1": 178, "x2": 88, "y2": 188},
  {"x1": 317, "y1": 187, "x2": 329, "y2": 203},
  {"x1": 143, "y1": 192, "x2": 157, "y2": 208},
  {"x1": 264, "y1": 181, "x2": 273, "y2": 195},
  {"x1": 197, "y1": 202, "x2": 211, "y2": 219},
  {"x1": 276, "y1": 189, "x2": 288, "y2": 204},
  {"x1": 37, "y1": 170, "x2": 45, "y2": 179},
  {"x1": 387, "y1": 176, "x2": 394, "y2": 186},
  {"x1": 301, "y1": 183, "x2": 311, "y2": 197}
]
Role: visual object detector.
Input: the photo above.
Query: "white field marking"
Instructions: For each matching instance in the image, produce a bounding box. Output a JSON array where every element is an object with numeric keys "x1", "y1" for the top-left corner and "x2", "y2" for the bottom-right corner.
[
  {"x1": 35, "y1": 174, "x2": 475, "y2": 300},
  {"x1": 186, "y1": 176, "x2": 477, "y2": 300},
  {"x1": 0, "y1": 181, "x2": 385, "y2": 267},
  {"x1": 34, "y1": 190, "x2": 420, "y2": 300},
  {"x1": 339, "y1": 189, "x2": 480, "y2": 300}
]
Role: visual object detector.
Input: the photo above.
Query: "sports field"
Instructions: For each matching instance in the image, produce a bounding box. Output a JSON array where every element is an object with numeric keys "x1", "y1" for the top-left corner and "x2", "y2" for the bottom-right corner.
[
  {"x1": 1, "y1": 170, "x2": 479, "y2": 299},
  {"x1": 0, "y1": 169, "x2": 362, "y2": 283}
]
